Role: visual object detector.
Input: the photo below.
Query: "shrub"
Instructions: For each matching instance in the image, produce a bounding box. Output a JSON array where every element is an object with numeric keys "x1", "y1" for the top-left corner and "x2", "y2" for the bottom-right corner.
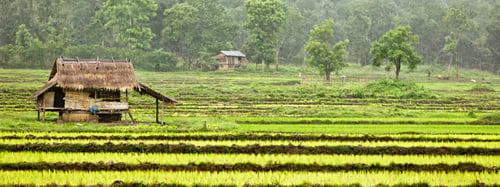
[
  {"x1": 361, "y1": 78, "x2": 437, "y2": 99},
  {"x1": 469, "y1": 84, "x2": 495, "y2": 92},
  {"x1": 472, "y1": 112, "x2": 500, "y2": 124}
]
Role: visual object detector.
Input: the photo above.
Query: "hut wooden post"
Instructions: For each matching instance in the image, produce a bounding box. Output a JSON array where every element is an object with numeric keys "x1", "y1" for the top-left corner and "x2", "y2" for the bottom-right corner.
[
  {"x1": 156, "y1": 98, "x2": 159, "y2": 124},
  {"x1": 42, "y1": 109, "x2": 45, "y2": 121},
  {"x1": 128, "y1": 112, "x2": 134, "y2": 123},
  {"x1": 125, "y1": 90, "x2": 128, "y2": 123},
  {"x1": 41, "y1": 96, "x2": 45, "y2": 121},
  {"x1": 161, "y1": 100, "x2": 164, "y2": 125},
  {"x1": 37, "y1": 110, "x2": 40, "y2": 121}
]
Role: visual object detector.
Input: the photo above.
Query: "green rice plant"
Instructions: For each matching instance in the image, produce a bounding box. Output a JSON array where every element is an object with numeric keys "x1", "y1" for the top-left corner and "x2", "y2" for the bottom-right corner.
[
  {"x1": 0, "y1": 170, "x2": 499, "y2": 186},
  {"x1": 2, "y1": 152, "x2": 500, "y2": 167}
]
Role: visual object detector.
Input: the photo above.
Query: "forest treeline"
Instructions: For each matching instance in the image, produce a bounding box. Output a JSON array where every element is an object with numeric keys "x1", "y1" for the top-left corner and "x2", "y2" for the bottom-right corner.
[{"x1": 0, "y1": 0, "x2": 498, "y2": 74}]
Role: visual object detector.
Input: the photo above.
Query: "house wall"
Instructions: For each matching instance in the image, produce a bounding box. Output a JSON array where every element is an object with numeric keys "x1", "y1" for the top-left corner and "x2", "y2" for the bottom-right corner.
[
  {"x1": 36, "y1": 92, "x2": 55, "y2": 109},
  {"x1": 217, "y1": 56, "x2": 248, "y2": 70},
  {"x1": 60, "y1": 90, "x2": 127, "y2": 122},
  {"x1": 65, "y1": 91, "x2": 91, "y2": 110}
]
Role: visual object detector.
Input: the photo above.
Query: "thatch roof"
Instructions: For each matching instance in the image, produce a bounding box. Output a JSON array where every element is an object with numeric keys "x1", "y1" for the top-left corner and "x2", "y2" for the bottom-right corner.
[
  {"x1": 50, "y1": 58, "x2": 138, "y2": 91},
  {"x1": 29, "y1": 58, "x2": 177, "y2": 104},
  {"x1": 28, "y1": 77, "x2": 57, "y2": 100}
]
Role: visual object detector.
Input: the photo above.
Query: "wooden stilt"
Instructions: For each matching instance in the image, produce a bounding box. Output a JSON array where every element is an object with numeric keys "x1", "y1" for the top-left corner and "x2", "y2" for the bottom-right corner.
[
  {"x1": 128, "y1": 112, "x2": 135, "y2": 123},
  {"x1": 156, "y1": 98, "x2": 159, "y2": 124},
  {"x1": 37, "y1": 110, "x2": 40, "y2": 121},
  {"x1": 161, "y1": 101, "x2": 165, "y2": 125},
  {"x1": 42, "y1": 109, "x2": 45, "y2": 121},
  {"x1": 125, "y1": 90, "x2": 128, "y2": 123}
]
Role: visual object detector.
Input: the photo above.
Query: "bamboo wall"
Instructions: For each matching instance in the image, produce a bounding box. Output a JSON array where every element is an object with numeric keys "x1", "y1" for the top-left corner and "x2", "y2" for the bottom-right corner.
[{"x1": 64, "y1": 91, "x2": 91, "y2": 110}]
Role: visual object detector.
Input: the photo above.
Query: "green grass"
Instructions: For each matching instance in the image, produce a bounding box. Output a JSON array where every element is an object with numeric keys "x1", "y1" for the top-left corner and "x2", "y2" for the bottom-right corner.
[
  {"x1": 1, "y1": 67, "x2": 499, "y2": 131},
  {"x1": 1, "y1": 67, "x2": 500, "y2": 187}
]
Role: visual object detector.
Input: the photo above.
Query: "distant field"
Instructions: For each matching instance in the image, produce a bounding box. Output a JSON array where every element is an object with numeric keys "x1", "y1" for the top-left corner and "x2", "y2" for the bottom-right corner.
[{"x1": 0, "y1": 67, "x2": 499, "y2": 186}]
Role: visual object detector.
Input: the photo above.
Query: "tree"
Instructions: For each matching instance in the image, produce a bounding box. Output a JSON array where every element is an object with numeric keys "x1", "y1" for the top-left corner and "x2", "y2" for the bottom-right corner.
[
  {"x1": 442, "y1": 6, "x2": 477, "y2": 70},
  {"x1": 162, "y1": 0, "x2": 235, "y2": 70},
  {"x1": 15, "y1": 24, "x2": 34, "y2": 50},
  {"x1": 305, "y1": 19, "x2": 349, "y2": 81},
  {"x1": 14, "y1": 24, "x2": 47, "y2": 68},
  {"x1": 162, "y1": 3, "x2": 199, "y2": 69},
  {"x1": 403, "y1": 2, "x2": 446, "y2": 65},
  {"x1": 344, "y1": 4, "x2": 371, "y2": 65},
  {"x1": 485, "y1": 3, "x2": 500, "y2": 74},
  {"x1": 244, "y1": 0, "x2": 286, "y2": 72},
  {"x1": 102, "y1": 0, "x2": 157, "y2": 49},
  {"x1": 370, "y1": 26, "x2": 422, "y2": 79}
]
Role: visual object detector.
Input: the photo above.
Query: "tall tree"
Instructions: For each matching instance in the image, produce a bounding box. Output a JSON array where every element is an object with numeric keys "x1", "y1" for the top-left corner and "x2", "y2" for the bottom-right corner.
[
  {"x1": 276, "y1": 7, "x2": 308, "y2": 65},
  {"x1": 344, "y1": 4, "x2": 371, "y2": 65},
  {"x1": 404, "y1": 2, "x2": 446, "y2": 65},
  {"x1": 66, "y1": 0, "x2": 108, "y2": 46},
  {"x1": 485, "y1": 3, "x2": 500, "y2": 74},
  {"x1": 305, "y1": 19, "x2": 349, "y2": 81},
  {"x1": 162, "y1": 0, "x2": 235, "y2": 69},
  {"x1": 442, "y1": 6, "x2": 477, "y2": 70},
  {"x1": 244, "y1": 0, "x2": 286, "y2": 72},
  {"x1": 102, "y1": 0, "x2": 157, "y2": 49},
  {"x1": 370, "y1": 26, "x2": 422, "y2": 79},
  {"x1": 162, "y1": 3, "x2": 199, "y2": 69},
  {"x1": 14, "y1": 24, "x2": 46, "y2": 68}
]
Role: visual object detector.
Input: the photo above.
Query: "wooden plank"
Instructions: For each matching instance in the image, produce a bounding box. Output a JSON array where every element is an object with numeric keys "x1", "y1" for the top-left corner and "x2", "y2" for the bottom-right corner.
[
  {"x1": 43, "y1": 92, "x2": 55, "y2": 108},
  {"x1": 65, "y1": 91, "x2": 90, "y2": 110},
  {"x1": 95, "y1": 101, "x2": 128, "y2": 110}
]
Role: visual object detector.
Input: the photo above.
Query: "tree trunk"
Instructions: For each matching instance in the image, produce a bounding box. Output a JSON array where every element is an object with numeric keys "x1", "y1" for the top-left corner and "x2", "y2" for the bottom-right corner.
[
  {"x1": 447, "y1": 52, "x2": 454, "y2": 71},
  {"x1": 275, "y1": 47, "x2": 280, "y2": 71},
  {"x1": 261, "y1": 59, "x2": 264, "y2": 72},
  {"x1": 302, "y1": 50, "x2": 307, "y2": 66},
  {"x1": 275, "y1": 41, "x2": 284, "y2": 71},
  {"x1": 326, "y1": 71, "x2": 330, "y2": 81},
  {"x1": 395, "y1": 63, "x2": 401, "y2": 79},
  {"x1": 447, "y1": 38, "x2": 459, "y2": 71}
]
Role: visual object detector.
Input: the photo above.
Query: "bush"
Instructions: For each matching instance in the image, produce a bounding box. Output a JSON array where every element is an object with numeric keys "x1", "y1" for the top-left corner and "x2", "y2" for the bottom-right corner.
[
  {"x1": 360, "y1": 78, "x2": 437, "y2": 99},
  {"x1": 139, "y1": 48, "x2": 178, "y2": 72},
  {"x1": 469, "y1": 84, "x2": 495, "y2": 92},
  {"x1": 472, "y1": 112, "x2": 500, "y2": 124}
]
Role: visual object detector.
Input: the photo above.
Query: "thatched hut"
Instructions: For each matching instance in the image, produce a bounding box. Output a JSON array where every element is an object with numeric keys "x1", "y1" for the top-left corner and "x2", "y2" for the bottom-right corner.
[
  {"x1": 28, "y1": 57, "x2": 177, "y2": 123},
  {"x1": 213, "y1": 51, "x2": 248, "y2": 70}
]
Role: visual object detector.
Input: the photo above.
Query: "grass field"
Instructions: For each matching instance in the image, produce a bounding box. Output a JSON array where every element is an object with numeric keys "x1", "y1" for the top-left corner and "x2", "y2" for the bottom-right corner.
[{"x1": 0, "y1": 66, "x2": 499, "y2": 186}]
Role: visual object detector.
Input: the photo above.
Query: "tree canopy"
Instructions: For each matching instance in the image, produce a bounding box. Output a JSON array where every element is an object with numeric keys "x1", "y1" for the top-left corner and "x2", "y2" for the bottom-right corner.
[
  {"x1": 0, "y1": 0, "x2": 498, "y2": 74},
  {"x1": 370, "y1": 26, "x2": 422, "y2": 79},
  {"x1": 305, "y1": 19, "x2": 349, "y2": 81},
  {"x1": 102, "y1": 0, "x2": 158, "y2": 49},
  {"x1": 244, "y1": 0, "x2": 286, "y2": 72}
]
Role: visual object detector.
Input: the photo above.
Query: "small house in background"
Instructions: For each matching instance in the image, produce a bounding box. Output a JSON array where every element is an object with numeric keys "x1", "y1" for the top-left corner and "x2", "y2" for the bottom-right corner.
[
  {"x1": 28, "y1": 57, "x2": 177, "y2": 123},
  {"x1": 213, "y1": 51, "x2": 248, "y2": 70}
]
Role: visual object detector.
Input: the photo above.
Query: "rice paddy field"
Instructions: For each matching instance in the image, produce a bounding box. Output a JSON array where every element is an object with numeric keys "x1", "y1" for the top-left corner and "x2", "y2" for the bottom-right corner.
[{"x1": 0, "y1": 66, "x2": 499, "y2": 186}]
